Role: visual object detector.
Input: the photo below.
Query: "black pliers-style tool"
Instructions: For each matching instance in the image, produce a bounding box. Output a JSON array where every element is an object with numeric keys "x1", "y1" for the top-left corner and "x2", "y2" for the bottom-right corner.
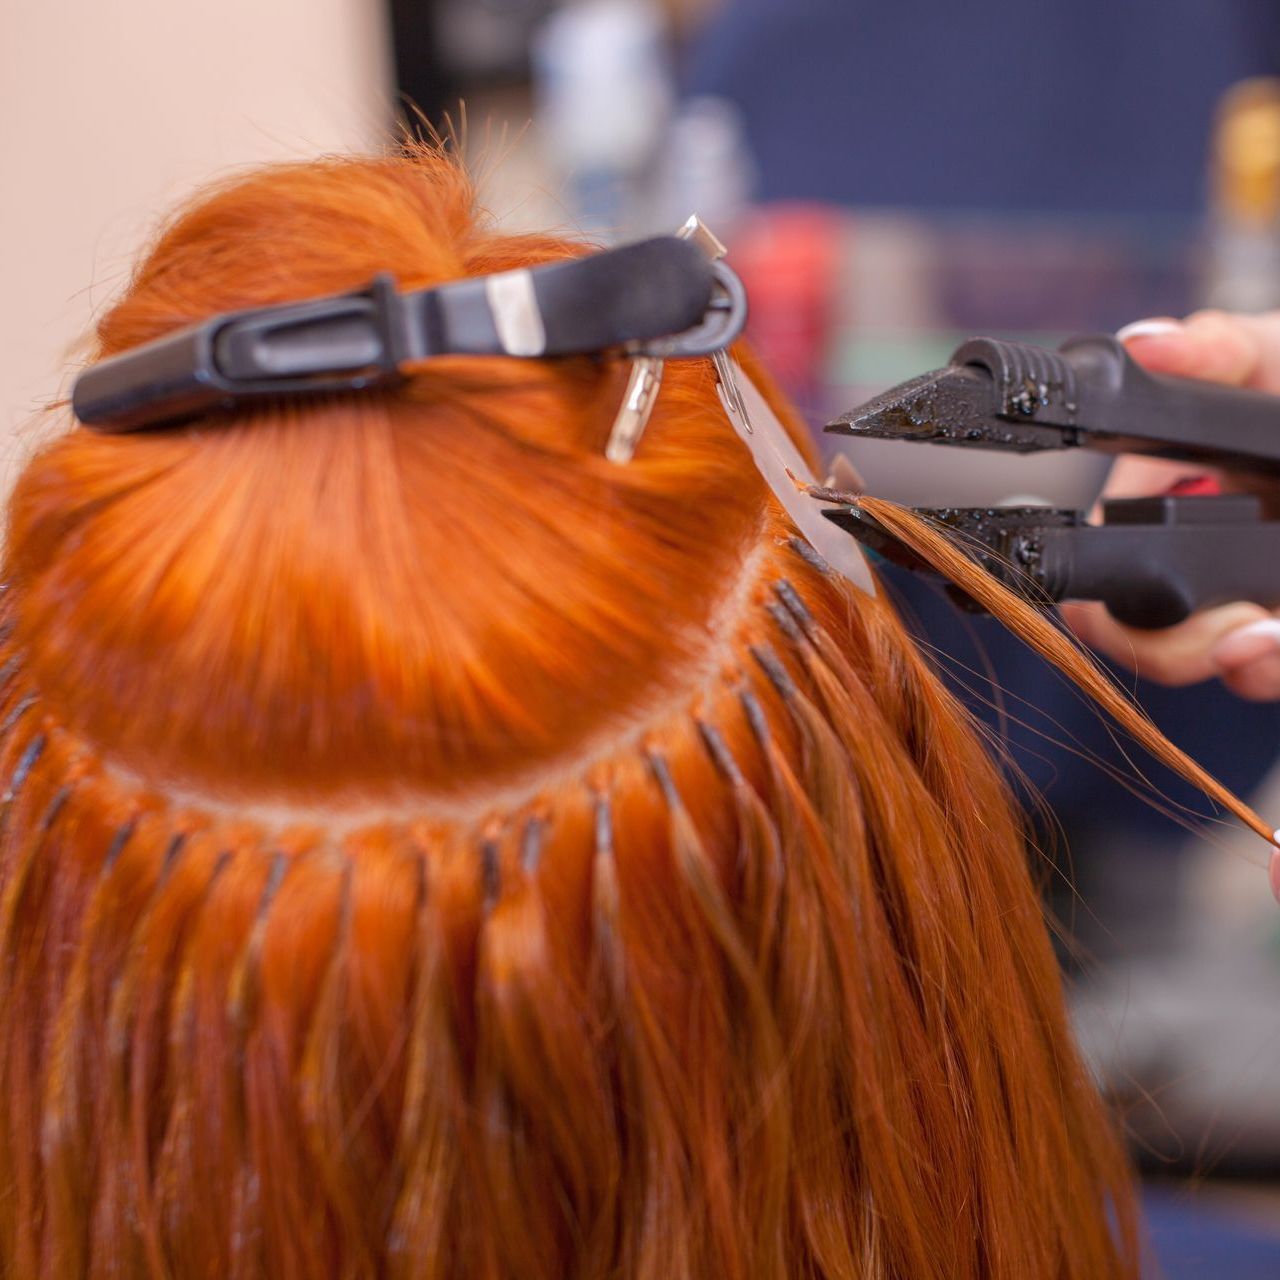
[{"x1": 821, "y1": 335, "x2": 1280, "y2": 628}]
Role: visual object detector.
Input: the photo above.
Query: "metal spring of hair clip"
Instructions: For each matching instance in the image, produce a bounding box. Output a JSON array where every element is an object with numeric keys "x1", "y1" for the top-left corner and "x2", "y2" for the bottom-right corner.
[{"x1": 605, "y1": 215, "x2": 751, "y2": 464}]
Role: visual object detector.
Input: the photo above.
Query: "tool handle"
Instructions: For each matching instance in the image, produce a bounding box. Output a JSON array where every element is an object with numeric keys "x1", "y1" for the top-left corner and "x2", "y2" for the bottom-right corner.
[
  {"x1": 1039, "y1": 495, "x2": 1280, "y2": 628},
  {"x1": 1062, "y1": 335, "x2": 1280, "y2": 473}
]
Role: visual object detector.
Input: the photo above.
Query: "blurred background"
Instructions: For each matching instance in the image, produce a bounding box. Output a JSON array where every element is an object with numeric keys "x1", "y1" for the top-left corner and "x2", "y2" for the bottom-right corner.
[{"x1": 4, "y1": 0, "x2": 1280, "y2": 1270}]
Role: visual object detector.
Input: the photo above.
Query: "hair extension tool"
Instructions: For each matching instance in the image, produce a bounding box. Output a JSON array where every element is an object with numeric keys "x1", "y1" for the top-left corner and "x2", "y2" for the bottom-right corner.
[{"x1": 819, "y1": 334, "x2": 1280, "y2": 628}]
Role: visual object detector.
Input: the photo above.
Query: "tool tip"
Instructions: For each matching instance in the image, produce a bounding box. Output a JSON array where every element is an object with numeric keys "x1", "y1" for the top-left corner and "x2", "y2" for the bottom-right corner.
[
  {"x1": 824, "y1": 365, "x2": 994, "y2": 440},
  {"x1": 824, "y1": 370, "x2": 947, "y2": 438}
]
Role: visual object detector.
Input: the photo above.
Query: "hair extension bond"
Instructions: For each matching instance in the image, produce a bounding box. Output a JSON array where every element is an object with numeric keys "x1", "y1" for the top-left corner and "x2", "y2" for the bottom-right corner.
[{"x1": 0, "y1": 150, "x2": 1270, "y2": 1280}]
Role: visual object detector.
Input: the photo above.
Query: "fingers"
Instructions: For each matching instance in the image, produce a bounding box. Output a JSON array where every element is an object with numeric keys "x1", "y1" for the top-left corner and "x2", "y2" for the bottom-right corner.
[
  {"x1": 1059, "y1": 599, "x2": 1273, "y2": 688},
  {"x1": 1094, "y1": 455, "x2": 1208, "y2": 506},
  {"x1": 1220, "y1": 655, "x2": 1280, "y2": 702},
  {"x1": 1062, "y1": 598, "x2": 1280, "y2": 700},
  {"x1": 1118, "y1": 312, "x2": 1259, "y2": 384},
  {"x1": 1118, "y1": 309, "x2": 1280, "y2": 391},
  {"x1": 1100, "y1": 311, "x2": 1280, "y2": 700},
  {"x1": 1209, "y1": 618, "x2": 1280, "y2": 701}
]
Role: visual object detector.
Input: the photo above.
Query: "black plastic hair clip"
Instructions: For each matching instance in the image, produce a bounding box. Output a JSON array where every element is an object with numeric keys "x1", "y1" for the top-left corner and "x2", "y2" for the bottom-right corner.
[{"x1": 71, "y1": 233, "x2": 748, "y2": 435}]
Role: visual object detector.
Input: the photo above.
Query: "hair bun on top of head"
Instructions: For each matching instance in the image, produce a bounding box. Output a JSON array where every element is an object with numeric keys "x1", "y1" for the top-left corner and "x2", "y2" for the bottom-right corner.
[{"x1": 0, "y1": 145, "x2": 1266, "y2": 1279}]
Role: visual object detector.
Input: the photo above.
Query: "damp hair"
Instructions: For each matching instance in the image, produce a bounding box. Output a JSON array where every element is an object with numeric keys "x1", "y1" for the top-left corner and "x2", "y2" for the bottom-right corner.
[{"x1": 0, "y1": 147, "x2": 1268, "y2": 1279}]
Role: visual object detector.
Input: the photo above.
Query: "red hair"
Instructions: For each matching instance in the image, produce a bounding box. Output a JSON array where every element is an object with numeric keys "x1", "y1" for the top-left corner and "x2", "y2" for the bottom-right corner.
[{"x1": 0, "y1": 148, "x2": 1266, "y2": 1278}]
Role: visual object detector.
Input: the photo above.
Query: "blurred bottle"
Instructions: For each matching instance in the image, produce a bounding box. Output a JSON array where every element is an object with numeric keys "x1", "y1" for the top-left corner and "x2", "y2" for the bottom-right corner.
[
  {"x1": 653, "y1": 95, "x2": 755, "y2": 237},
  {"x1": 730, "y1": 205, "x2": 844, "y2": 422},
  {"x1": 1204, "y1": 78, "x2": 1280, "y2": 312},
  {"x1": 532, "y1": 0, "x2": 674, "y2": 236}
]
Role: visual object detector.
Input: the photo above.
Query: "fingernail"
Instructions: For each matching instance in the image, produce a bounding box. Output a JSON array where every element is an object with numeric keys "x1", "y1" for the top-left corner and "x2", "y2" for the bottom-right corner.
[
  {"x1": 1116, "y1": 318, "x2": 1183, "y2": 343},
  {"x1": 1211, "y1": 618, "x2": 1280, "y2": 668},
  {"x1": 1270, "y1": 841, "x2": 1280, "y2": 906}
]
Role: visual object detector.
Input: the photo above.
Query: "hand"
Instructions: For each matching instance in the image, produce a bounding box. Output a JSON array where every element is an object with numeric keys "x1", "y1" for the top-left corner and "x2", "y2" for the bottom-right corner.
[{"x1": 1060, "y1": 310, "x2": 1280, "y2": 701}]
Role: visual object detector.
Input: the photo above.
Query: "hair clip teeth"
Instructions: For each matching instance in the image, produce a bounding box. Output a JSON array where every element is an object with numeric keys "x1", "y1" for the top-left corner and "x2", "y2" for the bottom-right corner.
[
  {"x1": 605, "y1": 359, "x2": 664, "y2": 464},
  {"x1": 604, "y1": 214, "x2": 741, "y2": 465}
]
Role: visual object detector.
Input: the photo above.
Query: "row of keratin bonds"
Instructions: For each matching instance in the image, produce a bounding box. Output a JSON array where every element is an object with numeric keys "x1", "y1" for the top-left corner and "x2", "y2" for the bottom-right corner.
[
  {"x1": 0, "y1": 550, "x2": 738, "y2": 1244},
  {"x1": 0, "y1": 560, "x2": 849, "y2": 1276}
]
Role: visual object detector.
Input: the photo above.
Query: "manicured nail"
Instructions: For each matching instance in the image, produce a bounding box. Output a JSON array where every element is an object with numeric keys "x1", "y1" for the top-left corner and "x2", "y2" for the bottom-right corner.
[
  {"x1": 1116, "y1": 318, "x2": 1183, "y2": 343},
  {"x1": 1270, "y1": 840, "x2": 1280, "y2": 906},
  {"x1": 1211, "y1": 618, "x2": 1280, "y2": 668}
]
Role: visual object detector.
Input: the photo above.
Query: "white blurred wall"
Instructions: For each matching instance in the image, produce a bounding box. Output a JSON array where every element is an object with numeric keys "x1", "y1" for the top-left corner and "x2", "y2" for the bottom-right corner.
[{"x1": 0, "y1": 0, "x2": 393, "y2": 486}]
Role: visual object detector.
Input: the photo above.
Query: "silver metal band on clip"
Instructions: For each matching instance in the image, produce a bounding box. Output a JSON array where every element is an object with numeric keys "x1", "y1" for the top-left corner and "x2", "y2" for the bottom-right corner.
[{"x1": 485, "y1": 269, "x2": 547, "y2": 357}]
